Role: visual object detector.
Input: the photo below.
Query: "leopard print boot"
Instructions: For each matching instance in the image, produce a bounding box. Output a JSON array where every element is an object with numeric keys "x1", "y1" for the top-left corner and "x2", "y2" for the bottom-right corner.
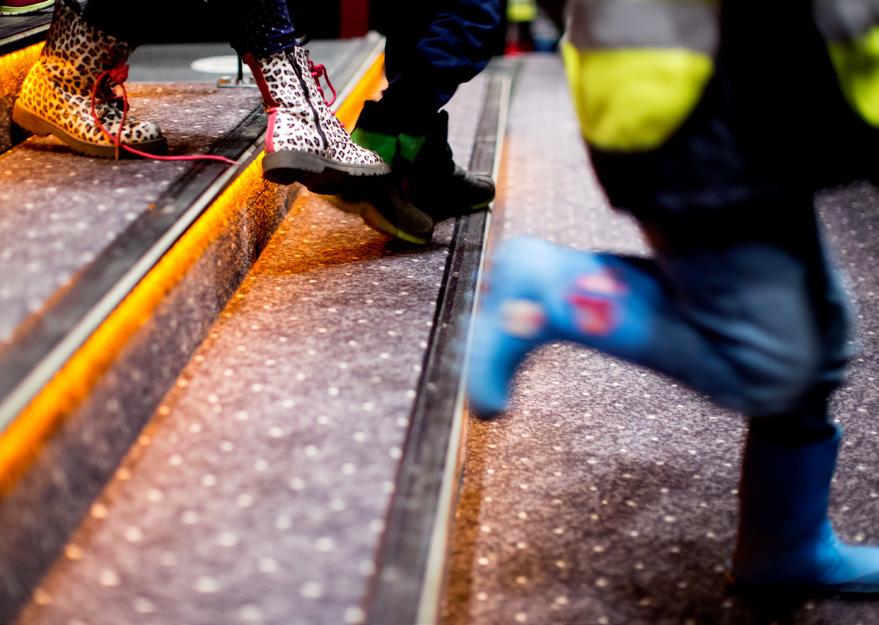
[
  {"x1": 244, "y1": 47, "x2": 389, "y2": 195},
  {"x1": 12, "y1": 0, "x2": 166, "y2": 158}
]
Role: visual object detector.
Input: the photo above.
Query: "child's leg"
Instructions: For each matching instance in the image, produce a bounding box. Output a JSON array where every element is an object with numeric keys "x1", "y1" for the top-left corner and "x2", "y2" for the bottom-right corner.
[
  {"x1": 468, "y1": 198, "x2": 879, "y2": 592},
  {"x1": 83, "y1": 0, "x2": 298, "y2": 54},
  {"x1": 641, "y1": 202, "x2": 851, "y2": 415},
  {"x1": 350, "y1": 0, "x2": 502, "y2": 221},
  {"x1": 468, "y1": 196, "x2": 847, "y2": 419},
  {"x1": 731, "y1": 402, "x2": 879, "y2": 591},
  {"x1": 219, "y1": 0, "x2": 298, "y2": 59},
  {"x1": 728, "y1": 229, "x2": 878, "y2": 590},
  {"x1": 80, "y1": 0, "x2": 154, "y2": 45},
  {"x1": 13, "y1": 0, "x2": 167, "y2": 158},
  {"x1": 378, "y1": 0, "x2": 501, "y2": 131},
  {"x1": 208, "y1": 0, "x2": 391, "y2": 196}
]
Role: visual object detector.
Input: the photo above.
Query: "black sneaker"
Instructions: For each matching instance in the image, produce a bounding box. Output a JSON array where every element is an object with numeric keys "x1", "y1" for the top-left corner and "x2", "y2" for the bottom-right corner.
[
  {"x1": 406, "y1": 110, "x2": 496, "y2": 221},
  {"x1": 408, "y1": 163, "x2": 496, "y2": 222},
  {"x1": 324, "y1": 177, "x2": 434, "y2": 246},
  {"x1": 351, "y1": 105, "x2": 496, "y2": 222}
]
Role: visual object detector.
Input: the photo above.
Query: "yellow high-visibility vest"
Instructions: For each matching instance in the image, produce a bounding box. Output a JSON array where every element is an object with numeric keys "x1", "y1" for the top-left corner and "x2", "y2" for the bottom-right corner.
[
  {"x1": 564, "y1": 0, "x2": 879, "y2": 152},
  {"x1": 818, "y1": 0, "x2": 879, "y2": 128},
  {"x1": 508, "y1": 0, "x2": 538, "y2": 23}
]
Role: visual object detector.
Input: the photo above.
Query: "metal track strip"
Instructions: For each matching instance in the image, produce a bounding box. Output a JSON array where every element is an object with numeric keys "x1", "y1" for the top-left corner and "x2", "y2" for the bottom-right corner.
[{"x1": 365, "y1": 62, "x2": 515, "y2": 625}]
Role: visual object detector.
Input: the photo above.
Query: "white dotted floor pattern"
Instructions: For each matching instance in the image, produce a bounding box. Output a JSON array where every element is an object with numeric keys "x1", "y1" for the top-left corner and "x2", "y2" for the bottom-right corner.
[
  {"x1": 443, "y1": 53, "x2": 879, "y2": 625},
  {"x1": 0, "y1": 84, "x2": 260, "y2": 345},
  {"x1": 13, "y1": 77, "x2": 487, "y2": 625}
]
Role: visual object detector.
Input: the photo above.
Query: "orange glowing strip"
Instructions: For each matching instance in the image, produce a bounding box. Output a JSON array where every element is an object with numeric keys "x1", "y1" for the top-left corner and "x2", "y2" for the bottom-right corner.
[
  {"x1": 0, "y1": 54, "x2": 385, "y2": 493},
  {"x1": 0, "y1": 157, "x2": 266, "y2": 493},
  {"x1": 0, "y1": 41, "x2": 44, "y2": 112},
  {"x1": 335, "y1": 53, "x2": 386, "y2": 129}
]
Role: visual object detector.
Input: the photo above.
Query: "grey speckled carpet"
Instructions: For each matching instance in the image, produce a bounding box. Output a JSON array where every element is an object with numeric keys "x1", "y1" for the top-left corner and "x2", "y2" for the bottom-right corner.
[
  {"x1": 13, "y1": 76, "x2": 486, "y2": 625},
  {"x1": 0, "y1": 39, "x2": 369, "y2": 350},
  {"x1": 0, "y1": 83, "x2": 260, "y2": 346},
  {"x1": 443, "y1": 54, "x2": 879, "y2": 625}
]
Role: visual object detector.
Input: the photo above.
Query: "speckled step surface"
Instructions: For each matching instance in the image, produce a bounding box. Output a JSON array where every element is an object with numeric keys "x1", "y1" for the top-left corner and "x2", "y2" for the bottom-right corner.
[
  {"x1": 0, "y1": 38, "x2": 383, "y2": 623},
  {"x1": 442, "y1": 54, "x2": 879, "y2": 625},
  {"x1": 0, "y1": 39, "x2": 362, "y2": 353},
  {"x1": 0, "y1": 39, "x2": 366, "y2": 432},
  {"x1": 13, "y1": 74, "x2": 492, "y2": 625},
  {"x1": 0, "y1": 8, "x2": 50, "y2": 46},
  {"x1": 0, "y1": 83, "x2": 260, "y2": 344}
]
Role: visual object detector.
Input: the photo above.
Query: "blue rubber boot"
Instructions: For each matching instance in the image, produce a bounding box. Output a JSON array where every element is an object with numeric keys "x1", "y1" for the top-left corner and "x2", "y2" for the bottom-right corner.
[
  {"x1": 730, "y1": 424, "x2": 879, "y2": 593},
  {"x1": 466, "y1": 236, "x2": 658, "y2": 418}
]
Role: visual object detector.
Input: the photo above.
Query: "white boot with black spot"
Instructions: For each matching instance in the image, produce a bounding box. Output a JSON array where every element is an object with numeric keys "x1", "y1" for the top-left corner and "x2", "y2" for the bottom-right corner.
[{"x1": 244, "y1": 46, "x2": 389, "y2": 195}]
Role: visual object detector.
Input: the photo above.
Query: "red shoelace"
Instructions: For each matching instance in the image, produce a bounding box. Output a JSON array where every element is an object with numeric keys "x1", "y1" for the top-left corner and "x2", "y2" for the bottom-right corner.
[
  {"x1": 308, "y1": 60, "x2": 337, "y2": 108},
  {"x1": 89, "y1": 63, "x2": 237, "y2": 166},
  {"x1": 307, "y1": 58, "x2": 347, "y2": 128}
]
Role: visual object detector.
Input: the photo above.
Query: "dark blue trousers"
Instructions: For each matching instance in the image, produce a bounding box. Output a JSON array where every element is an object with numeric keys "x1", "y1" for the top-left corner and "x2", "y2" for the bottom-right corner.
[
  {"x1": 373, "y1": 0, "x2": 502, "y2": 133},
  {"x1": 81, "y1": 0, "x2": 299, "y2": 57},
  {"x1": 81, "y1": 0, "x2": 500, "y2": 122}
]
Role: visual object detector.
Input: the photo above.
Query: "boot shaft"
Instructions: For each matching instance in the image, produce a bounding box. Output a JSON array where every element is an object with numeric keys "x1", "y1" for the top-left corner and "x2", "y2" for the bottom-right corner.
[
  {"x1": 246, "y1": 47, "x2": 335, "y2": 122},
  {"x1": 14, "y1": 0, "x2": 164, "y2": 156},
  {"x1": 732, "y1": 424, "x2": 841, "y2": 577},
  {"x1": 736, "y1": 424, "x2": 839, "y2": 545},
  {"x1": 466, "y1": 237, "x2": 658, "y2": 417},
  {"x1": 730, "y1": 424, "x2": 879, "y2": 591},
  {"x1": 245, "y1": 48, "x2": 326, "y2": 152},
  {"x1": 245, "y1": 47, "x2": 386, "y2": 170},
  {"x1": 38, "y1": 0, "x2": 134, "y2": 96}
]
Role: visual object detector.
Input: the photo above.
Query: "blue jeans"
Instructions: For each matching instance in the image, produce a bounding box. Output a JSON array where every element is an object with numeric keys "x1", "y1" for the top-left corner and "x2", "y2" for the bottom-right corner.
[
  {"x1": 623, "y1": 200, "x2": 852, "y2": 417},
  {"x1": 467, "y1": 198, "x2": 851, "y2": 422}
]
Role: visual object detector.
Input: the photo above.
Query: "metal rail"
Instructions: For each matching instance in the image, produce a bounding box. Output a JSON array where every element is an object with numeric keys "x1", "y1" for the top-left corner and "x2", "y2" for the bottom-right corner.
[{"x1": 365, "y1": 62, "x2": 516, "y2": 625}]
